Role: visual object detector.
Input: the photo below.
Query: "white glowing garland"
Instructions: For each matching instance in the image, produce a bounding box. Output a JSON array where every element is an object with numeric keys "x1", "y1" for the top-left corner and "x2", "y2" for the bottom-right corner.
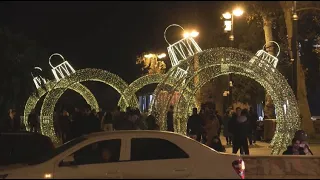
[
  {"x1": 150, "y1": 47, "x2": 300, "y2": 155},
  {"x1": 39, "y1": 68, "x2": 138, "y2": 143},
  {"x1": 24, "y1": 77, "x2": 99, "y2": 133}
]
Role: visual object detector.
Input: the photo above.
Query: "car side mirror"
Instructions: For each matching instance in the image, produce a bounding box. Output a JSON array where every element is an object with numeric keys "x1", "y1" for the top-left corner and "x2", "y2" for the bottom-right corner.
[
  {"x1": 64, "y1": 155, "x2": 75, "y2": 162},
  {"x1": 59, "y1": 155, "x2": 77, "y2": 167}
]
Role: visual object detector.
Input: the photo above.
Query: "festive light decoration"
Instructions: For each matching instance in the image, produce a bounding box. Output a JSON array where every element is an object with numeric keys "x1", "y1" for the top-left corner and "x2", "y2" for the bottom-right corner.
[
  {"x1": 249, "y1": 41, "x2": 280, "y2": 72},
  {"x1": 24, "y1": 40, "x2": 298, "y2": 155},
  {"x1": 49, "y1": 53, "x2": 76, "y2": 82},
  {"x1": 31, "y1": 67, "x2": 48, "y2": 89},
  {"x1": 23, "y1": 80, "x2": 99, "y2": 132},
  {"x1": 150, "y1": 47, "x2": 300, "y2": 155},
  {"x1": 25, "y1": 54, "x2": 100, "y2": 135},
  {"x1": 117, "y1": 73, "x2": 195, "y2": 111},
  {"x1": 164, "y1": 24, "x2": 202, "y2": 79},
  {"x1": 40, "y1": 68, "x2": 137, "y2": 142}
]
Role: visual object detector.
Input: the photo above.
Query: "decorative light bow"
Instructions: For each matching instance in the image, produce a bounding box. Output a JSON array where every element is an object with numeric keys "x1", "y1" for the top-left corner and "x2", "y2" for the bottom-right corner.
[
  {"x1": 164, "y1": 24, "x2": 202, "y2": 79},
  {"x1": 31, "y1": 67, "x2": 47, "y2": 89},
  {"x1": 249, "y1": 41, "x2": 280, "y2": 72},
  {"x1": 49, "y1": 53, "x2": 76, "y2": 82}
]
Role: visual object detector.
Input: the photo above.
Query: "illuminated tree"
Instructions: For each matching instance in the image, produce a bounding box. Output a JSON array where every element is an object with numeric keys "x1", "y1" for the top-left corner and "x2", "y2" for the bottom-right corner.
[
  {"x1": 0, "y1": 27, "x2": 48, "y2": 120},
  {"x1": 280, "y1": 1, "x2": 318, "y2": 135},
  {"x1": 136, "y1": 53, "x2": 167, "y2": 75}
]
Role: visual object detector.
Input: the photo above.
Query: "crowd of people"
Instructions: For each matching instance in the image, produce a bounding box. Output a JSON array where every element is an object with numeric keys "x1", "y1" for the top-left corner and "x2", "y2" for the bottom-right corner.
[
  {"x1": 184, "y1": 103, "x2": 313, "y2": 155},
  {"x1": 0, "y1": 104, "x2": 313, "y2": 156},
  {"x1": 48, "y1": 105, "x2": 157, "y2": 143},
  {"x1": 184, "y1": 104, "x2": 258, "y2": 155}
]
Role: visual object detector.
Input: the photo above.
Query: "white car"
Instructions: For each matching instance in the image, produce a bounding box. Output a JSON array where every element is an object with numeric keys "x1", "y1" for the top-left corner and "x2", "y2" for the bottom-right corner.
[{"x1": 0, "y1": 131, "x2": 245, "y2": 179}]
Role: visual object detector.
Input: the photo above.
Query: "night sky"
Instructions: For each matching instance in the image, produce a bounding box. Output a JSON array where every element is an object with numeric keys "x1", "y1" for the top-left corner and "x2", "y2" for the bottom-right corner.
[
  {"x1": 0, "y1": 1, "x2": 224, "y2": 82},
  {"x1": 0, "y1": 1, "x2": 229, "y2": 111},
  {"x1": 1, "y1": 1, "x2": 319, "y2": 114}
]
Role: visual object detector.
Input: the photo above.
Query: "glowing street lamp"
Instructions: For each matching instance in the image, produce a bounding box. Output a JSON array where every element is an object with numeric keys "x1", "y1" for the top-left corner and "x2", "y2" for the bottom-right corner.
[
  {"x1": 183, "y1": 30, "x2": 199, "y2": 38},
  {"x1": 222, "y1": 7, "x2": 244, "y2": 109},
  {"x1": 144, "y1": 54, "x2": 154, "y2": 58},
  {"x1": 232, "y1": 8, "x2": 244, "y2": 17},
  {"x1": 190, "y1": 30, "x2": 199, "y2": 37},
  {"x1": 222, "y1": 7, "x2": 244, "y2": 41},
  {"x1": 157, "y1": 53, "x2": 166, "y2": 59},
  {"x1": 144, "y1": 53, "x2": 166, "y2": 59},
  {"x1": 222, "y1": 12, "x2": 232, "y2": 20}
]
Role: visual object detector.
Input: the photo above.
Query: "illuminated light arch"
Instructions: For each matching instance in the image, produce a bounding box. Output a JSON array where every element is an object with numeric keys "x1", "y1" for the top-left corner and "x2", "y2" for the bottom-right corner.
[
  {"x1": 117, "y1": 74, "x2": 166, "y2": 110},
  {"x1": 151, "y1": 47, "x2": 300, "y2": 155},
  {"x1": 40, "y1": 68, "x2": 137, "y2": 142},
  {"x1": 117, "y1": 73, "x2": 196, "y2": 112},
  {"x1": 177, "y1": 66, "x2": 278, "y2": 136},
  {"x1": 23, "y1": 81, "x2": 99, "y2": 132}
]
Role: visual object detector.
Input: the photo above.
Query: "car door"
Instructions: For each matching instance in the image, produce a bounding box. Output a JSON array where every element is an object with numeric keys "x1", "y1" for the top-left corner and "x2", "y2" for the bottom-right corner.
[
  {"x1": 53, "y1": 138, "x2": 126, "y2": 179},
  {"x1": 121, "y1": 137, "x2": 194, "y2": 179}
]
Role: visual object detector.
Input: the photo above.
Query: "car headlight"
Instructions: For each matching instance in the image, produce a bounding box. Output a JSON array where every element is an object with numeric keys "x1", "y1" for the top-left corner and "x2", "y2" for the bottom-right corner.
[{"x1": 0, "y1": 174, "x2": 8, "y2": 179}]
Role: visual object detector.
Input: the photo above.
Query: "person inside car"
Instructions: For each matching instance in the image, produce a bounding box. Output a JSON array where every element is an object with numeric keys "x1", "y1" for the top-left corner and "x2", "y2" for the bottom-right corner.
[
  {"x1": 283, "y1": 137, "x2": 305, "y2": 155},
  {"x1": 101, "y1": 147, "x2": 112, "y2": 162}
]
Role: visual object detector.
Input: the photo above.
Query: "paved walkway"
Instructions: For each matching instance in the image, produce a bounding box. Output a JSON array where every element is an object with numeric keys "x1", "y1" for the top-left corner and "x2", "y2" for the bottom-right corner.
[{"x1": 220, "y1": 136, "x2": 320, "y2": 156}]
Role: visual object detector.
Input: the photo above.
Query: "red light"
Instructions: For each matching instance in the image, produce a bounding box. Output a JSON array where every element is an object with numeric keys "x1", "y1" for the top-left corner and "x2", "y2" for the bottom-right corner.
[{"x1": 232, "y1": 159, "x2": 245, "y2": 179}]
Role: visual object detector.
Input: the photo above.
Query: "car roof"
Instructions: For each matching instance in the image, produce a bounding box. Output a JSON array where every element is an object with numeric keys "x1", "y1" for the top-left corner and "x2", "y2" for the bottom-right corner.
[
  {"x1": 83, "y1": 130, "x2": 187, "y2": 139},
  {"x1": 0, "y1": 131, "x2": 46, "y2": 136}
]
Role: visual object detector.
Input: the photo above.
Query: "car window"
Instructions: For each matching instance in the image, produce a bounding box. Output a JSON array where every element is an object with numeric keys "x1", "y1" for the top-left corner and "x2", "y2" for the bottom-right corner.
[
  {"x1": 28, "y1": 136, "x2": 86, "y2": 165},
  {"x1": 60, "y1": 139, "x2": 121, "y2": 166},
  {"x1": 130, "y1": 138, "x2": 189, "y2": 161}
]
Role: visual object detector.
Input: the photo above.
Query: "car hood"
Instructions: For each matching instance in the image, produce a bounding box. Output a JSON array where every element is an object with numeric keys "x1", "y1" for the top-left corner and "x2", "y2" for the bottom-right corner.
[{"x1": 0, "y1": 164, "x2": 29, "y2": 172}]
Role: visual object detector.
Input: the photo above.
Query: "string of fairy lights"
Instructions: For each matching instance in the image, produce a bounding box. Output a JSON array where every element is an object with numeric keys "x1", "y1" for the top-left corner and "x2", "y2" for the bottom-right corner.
[
  {"x1": 150, "y1": 47, "x2": 300, "y2": 155},
  {"x1": 23, "y1": 80, "x2": 99, "y2": 132},
  {"x1": 39, "y1": 68, "x2": 138, "y2": 143},
  {"x1": 24, "y1": 24, "x2": 300, "y2": 154},
  {"x1": 25, "y1": 53, "x2": 139, "y2": 143}
]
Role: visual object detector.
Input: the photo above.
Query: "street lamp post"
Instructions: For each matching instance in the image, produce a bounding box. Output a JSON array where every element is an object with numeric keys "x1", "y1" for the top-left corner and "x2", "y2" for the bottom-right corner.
[
  {"x1": 222, "y1": 8, "x2": 244, "y2": 109},
  {"x1": 292, "y1": 1, "x2": 299, "y2": 99}
]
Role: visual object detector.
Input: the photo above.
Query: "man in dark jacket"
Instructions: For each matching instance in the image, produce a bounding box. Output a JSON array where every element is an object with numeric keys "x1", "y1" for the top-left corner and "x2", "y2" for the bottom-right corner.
[
  {"x1": 228, "y1": 107, "x2": 241, "y2": 137},
  {"x1": 114, "y1": 107, "x2": 135, "y2": 130},
  {"x1": 248, "y1": 107, "x2": 258, "y2": 145},
  {"x1": 88, "y1": 109, "x2": 102, "y2": 133},
  {"x1": 166, "y1": 105, "x2": 174, "y2": 132},
  {"x1": 187, "y1": 108, "x2": 204, "y2": 142},
  {"x1": 70, "y1": 107, "x2": 85, "y2": 139},
  {"x1": 215, "y1": 110, "x2": 222, "y2": 136},
  {"x1": 59, "y1": 110, "x2": 71, "y2": 143},
  {"x1": 231, "y1": 108, "x2": 250, "y2": 155},
  {"x1": 80, "y1": 105, "x2": 101, "y2": 134}
]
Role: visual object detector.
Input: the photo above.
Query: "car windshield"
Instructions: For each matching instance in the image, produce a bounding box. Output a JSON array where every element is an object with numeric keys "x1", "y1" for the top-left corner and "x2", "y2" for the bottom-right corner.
[{"x1": 28, "y1": 136, "x2": 87, "y2": 165}]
